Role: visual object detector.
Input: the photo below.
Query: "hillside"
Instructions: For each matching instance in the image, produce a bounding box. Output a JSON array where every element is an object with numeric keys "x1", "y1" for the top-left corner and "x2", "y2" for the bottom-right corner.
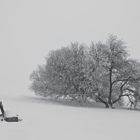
[{"x1": 0, "y1": 94, "x2": 140, "y2": 140}]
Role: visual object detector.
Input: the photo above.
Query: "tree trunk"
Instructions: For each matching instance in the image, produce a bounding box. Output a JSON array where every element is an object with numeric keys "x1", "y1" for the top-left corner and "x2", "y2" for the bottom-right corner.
[
  {"x1": 108, "y1": 67, "x2": 113, "y2": 108},
  {"x1": 105, "y1": 103, "x2": 109, "y2": 108},
  {"x1": 105, "y1": 103, "x2": 113, "y2": 108}
]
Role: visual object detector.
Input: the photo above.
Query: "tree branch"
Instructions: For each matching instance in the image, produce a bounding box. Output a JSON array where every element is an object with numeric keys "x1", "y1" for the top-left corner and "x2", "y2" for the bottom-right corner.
[
  {"x1": 112, "y1": 77, "x2": 131, "y2": 86},
  {"x1": 112, "y1": 80, "x2": 130, "y2": 104},
  {"x1": 96, "y1": 95, "x2": 108, "y2": 107}
]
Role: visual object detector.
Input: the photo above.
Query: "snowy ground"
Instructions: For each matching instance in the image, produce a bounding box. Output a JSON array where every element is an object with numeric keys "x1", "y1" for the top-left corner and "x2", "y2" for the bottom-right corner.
[{"x1": 0, "y1": 93, "x2": 140, "y2": 140}]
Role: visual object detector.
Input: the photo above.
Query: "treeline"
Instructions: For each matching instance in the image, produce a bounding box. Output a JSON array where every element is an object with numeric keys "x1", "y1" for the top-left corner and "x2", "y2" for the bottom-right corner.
[{"x1": 30, "y1": 35, "x2": 140, "y2": 109}]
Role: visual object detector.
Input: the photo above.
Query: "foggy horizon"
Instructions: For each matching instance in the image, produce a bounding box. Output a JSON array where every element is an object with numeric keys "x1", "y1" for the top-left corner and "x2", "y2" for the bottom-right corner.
[{"x1": 0, "y1": 0, "x2": 140, "y2": 97}]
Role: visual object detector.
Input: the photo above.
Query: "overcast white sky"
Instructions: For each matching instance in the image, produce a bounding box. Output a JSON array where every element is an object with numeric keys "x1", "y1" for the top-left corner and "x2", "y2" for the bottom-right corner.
[{"x1": 0, "y1": 0, "x2": 140, "y2": 96}]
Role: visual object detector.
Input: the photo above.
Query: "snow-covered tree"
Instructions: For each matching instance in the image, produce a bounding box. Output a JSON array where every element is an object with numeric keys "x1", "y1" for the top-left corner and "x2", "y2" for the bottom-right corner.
[
  {"x1": 89, "y1": 35, "x2": 140, "y2": 108},
  {"x1": 30, "y1": 43, "x2": 96, "y2": 102},
  {"x1": 30, "y1": 35, "x2": 140, "y2": 109}
]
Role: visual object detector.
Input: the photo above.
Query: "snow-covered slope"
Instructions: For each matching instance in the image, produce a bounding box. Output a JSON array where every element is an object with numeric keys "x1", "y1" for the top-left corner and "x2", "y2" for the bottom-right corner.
[{"x1": 0, "y1": 94, "x2": 140, "y2": 140}]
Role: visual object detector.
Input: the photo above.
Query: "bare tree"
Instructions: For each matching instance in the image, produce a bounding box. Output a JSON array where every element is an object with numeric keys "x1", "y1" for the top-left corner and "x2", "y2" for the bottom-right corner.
[{"x1": 89, "y1": 35, "x2": 140, "y2": 108}]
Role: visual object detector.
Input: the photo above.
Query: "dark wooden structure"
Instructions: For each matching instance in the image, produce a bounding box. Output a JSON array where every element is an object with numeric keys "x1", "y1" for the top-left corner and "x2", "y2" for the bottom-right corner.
[
  {"x1": 0, "y1": 101, "x2": 5, "y2": 118},
  {"x1": 0, "y1": 101, "x2": 22, "y2": 122}
]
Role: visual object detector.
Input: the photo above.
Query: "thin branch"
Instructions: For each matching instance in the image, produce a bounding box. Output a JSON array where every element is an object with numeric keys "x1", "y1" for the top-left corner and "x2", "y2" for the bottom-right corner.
[
  {"x1": 96, "y1": 94, "x2": 108, "y2": 107},
  {"x1": 112, "y1": 77, "x2": 131, "y2": 86},
  {"x1": 112, "y1": 80, "x2": 131, "y2": 104},
  {"x1": 123, "y1": 88, "x2": 135, "y2": 94},
  {"x1": 113, "y1": 93, "x2": 134, "y2": 104}
]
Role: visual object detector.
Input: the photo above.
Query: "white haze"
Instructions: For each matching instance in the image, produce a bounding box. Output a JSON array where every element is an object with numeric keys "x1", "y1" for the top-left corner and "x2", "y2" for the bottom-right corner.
[{"x1": 0, "y1": 0, "x2": 140, "y2": 96}]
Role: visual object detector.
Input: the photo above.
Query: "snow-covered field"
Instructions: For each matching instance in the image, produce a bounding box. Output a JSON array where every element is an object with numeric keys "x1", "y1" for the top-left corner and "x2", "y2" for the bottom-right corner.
[{"x1": 0, "y1": 94, "x2": 140, "y2": 140}]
